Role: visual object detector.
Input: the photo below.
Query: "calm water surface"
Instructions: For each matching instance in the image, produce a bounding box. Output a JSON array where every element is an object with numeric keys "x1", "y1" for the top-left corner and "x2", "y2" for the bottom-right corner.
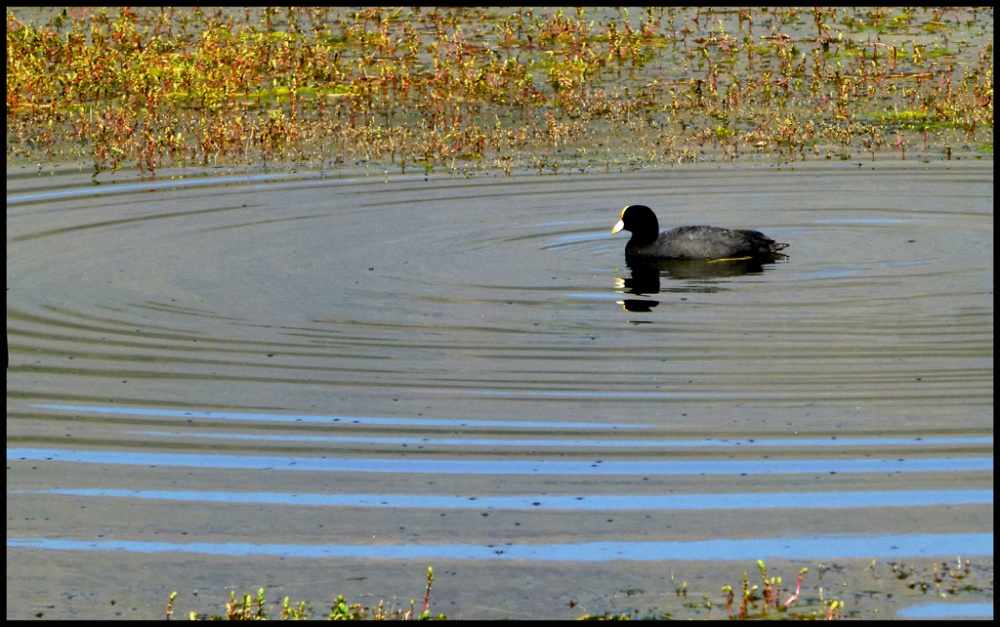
[{"x1": 7, "y1": 161, "x2": 993, "y2": 619}]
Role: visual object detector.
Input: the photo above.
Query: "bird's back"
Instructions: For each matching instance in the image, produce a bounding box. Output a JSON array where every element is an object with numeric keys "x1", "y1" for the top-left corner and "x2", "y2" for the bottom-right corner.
[{"x1": 626, "y1": 225, "x2": 787, "y2": 260}]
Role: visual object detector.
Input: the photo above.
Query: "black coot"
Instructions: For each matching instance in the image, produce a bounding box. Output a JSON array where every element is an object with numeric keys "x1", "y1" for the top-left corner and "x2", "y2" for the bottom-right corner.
[{"x1": 612, "y1": 204, "x2": 788, "y2": 261}]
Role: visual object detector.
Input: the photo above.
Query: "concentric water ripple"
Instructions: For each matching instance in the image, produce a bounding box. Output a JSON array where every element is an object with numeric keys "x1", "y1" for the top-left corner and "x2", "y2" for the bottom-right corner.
[{"x1": 7, "y1": 160, "x2": 993, "y2": 619}]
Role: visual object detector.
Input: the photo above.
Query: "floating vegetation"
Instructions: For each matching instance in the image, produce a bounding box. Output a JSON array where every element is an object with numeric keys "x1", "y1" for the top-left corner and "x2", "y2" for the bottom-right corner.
[{"x1": 6, "y1": 7, "x2": 993, "y2": 181}]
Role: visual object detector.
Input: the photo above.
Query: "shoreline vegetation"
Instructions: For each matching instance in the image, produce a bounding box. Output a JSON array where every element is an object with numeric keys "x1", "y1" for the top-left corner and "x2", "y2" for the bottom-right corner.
[
  {"x1": 6, "y1": 7, "x2": 993, "y2": 182},
  {"x1": 163, "y1": 558, "x2": 993, "y2": 620}
]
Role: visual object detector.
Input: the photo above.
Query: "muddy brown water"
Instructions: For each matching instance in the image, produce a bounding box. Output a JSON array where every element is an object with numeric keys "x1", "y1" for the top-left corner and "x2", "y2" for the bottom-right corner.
[{"x1": 7, "y1": 160, "x2": 993, "y2": 619}]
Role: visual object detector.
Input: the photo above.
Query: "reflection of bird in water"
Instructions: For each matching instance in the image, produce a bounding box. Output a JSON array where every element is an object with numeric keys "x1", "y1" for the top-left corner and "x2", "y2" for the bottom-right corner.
[{"x1": 612, "y1": 204, "x2": 788, "y2": 261}]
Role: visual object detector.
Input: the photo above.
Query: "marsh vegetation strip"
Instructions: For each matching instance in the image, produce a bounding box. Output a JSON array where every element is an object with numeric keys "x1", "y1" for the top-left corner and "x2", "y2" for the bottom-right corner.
[
  {"x1": 6, "y1": 7, "x2": 993, "y2": 181},
  {"x1": 7, "y1": 159, "x2": 992, "y2": 619}
]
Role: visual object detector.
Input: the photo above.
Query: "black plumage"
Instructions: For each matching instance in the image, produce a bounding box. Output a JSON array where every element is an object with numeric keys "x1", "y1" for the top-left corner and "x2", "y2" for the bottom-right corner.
[{"x1": 612, "y1": 204, "x2": 788, "y2": 261}]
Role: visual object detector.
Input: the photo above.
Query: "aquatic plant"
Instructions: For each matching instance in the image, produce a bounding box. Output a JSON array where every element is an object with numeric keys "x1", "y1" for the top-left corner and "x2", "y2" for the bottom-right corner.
[
  {"x1": 165, "y1": 556, "x2": 994, "y2": 620},
  {"x1": 168, "y1": 566, "x2": 445, "y2": 620},
  {"x1": 719, "y1": 561, "x2": 832, "y2": 620},
  {"x1": 6, "y1": 7, "x2": 993, "y2": 181}
]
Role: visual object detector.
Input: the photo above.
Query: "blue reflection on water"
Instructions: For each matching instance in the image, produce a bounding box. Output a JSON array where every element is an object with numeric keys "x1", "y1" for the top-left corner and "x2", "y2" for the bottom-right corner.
[
  {"x1": 7, "y1": 533, "x2": 992, "y2": 561},
  {"x1": 896, "y1": 602, "x2": 993, "y2": 619},
  {"x1": 8, "y1": 448, "x2": 993, "y2": 475}
]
